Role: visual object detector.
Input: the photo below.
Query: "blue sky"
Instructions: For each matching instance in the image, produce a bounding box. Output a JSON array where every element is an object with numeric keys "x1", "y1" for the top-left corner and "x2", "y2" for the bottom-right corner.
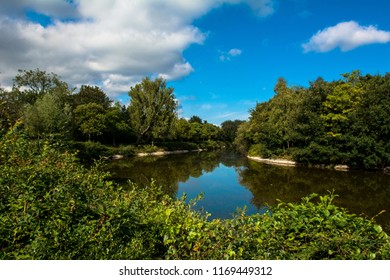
[
  {"x1": 0, "y1": 0, "x2": 389, "y2": 125},
  {"x1": 170, "y1": 0, "x2": 390, "y2": 123}
]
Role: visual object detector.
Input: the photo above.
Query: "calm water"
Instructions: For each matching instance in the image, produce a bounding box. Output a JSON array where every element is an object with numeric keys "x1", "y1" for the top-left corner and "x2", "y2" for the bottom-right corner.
[{"x1": 106, "y1": 151, "x2": 390, "y2": 230}]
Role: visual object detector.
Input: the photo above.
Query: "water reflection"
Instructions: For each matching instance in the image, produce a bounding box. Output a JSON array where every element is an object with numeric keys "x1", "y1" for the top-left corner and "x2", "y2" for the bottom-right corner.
[{"x1": 105, "y1": 151, "x2": 390, "y2": 230}]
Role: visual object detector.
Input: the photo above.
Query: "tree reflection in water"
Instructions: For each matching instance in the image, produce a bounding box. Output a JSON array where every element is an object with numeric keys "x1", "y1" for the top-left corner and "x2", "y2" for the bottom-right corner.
[{"x1": 105, "y1": 151, "x2": 390, "y2": 230}]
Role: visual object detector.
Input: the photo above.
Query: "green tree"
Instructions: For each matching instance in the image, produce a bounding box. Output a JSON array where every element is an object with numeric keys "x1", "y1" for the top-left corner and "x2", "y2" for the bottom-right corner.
[
  {"x1": 23, "y1": 93, "x2": 72, "y2": 139},
  {"x1": 221, "y1": 120, "x2": 245, "y2": 142},
  {"x1": 200, "y1": 122, "x2": 221, "y2": 141},
  {"x1": 13, "y1": 69, "x2": 70, "y2": 105},
  {"x1": 72, "y1": 85, "x2": 112, "y2": 109},
  {"x1": 74, "y1": 103, "x2": 106, "y2": 141},
  {"x1": 321, "y1": 71, "x2": 363, "y2": 138},
  {"x1": 128, "y1": 77, "x2": 177, "y2": 144},
  {"x1": 104, "y1": 103, "x2": 132, "y2": 145},
  {"x1": 233, "y1": 121, "x2": 251, "y2": 154},
  {"x1": 0, "y1": 88, "x2": 24, "y2": 131},
  {"x1": 189, "y1": 115, "x2": 202, "y2": 124},
  {"x1": 174, "y1": 118, "x2": 192, "y2": 141}
]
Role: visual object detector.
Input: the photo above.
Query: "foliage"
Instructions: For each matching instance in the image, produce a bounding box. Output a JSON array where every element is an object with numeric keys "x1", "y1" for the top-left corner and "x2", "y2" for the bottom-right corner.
[
  {"x1": 73, "y1": 103, "x2": 107, "y2": 141},
  {"x1": 1, "y1": 128, "x2": 389, "y2": 260},
  {"x1": 13, "y1": 69, "x2": 70, "y2": 105},
  {"x1": 221, "y1": 119, "x2": 245, "y2": 142},
  {"x1": 0, "y1": 88, "x2": 24, "y2": 131},
  {"x1": 241, "y1": 71, "x2": 390, "y2": 169},
  {"x1": 128, "y1": 77, "x2": 177, "y2": 143},
  {"x1": 71, "y1": 141, "x2": 110, "y2": 161},
  {"x1": 231, "y1": 121, "x2": 250, "y2": 154},
  {"x1": 189, "y1": 115, "x2": 203, "y2": 124},
  {"x1": 72, "y1": 85, "x2": 112, "y2": 109},
  {"x1": 162, "y1": 193, "x2": 390, "y2": 260},
  {"x1": 0, "y1": 127, "x2": 166, "y2": 259},
  {"x1": 23, "y1": 93, "x2": 72, "y2": 139}
]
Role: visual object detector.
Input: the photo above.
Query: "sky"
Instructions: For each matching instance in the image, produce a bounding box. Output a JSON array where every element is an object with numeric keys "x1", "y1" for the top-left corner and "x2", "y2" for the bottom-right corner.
[{"x1": 0, "y1": 0, "x2": 389, "y2": 125}]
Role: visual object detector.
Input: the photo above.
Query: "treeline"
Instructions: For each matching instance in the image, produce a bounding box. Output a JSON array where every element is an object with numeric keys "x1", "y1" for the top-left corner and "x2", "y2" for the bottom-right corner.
[
  {"x1": 0, "y1": 69, "x2": 243, "y2": 155},
  {"x1": 236, "y1": 71, "x2": 390, "y2": 169}
]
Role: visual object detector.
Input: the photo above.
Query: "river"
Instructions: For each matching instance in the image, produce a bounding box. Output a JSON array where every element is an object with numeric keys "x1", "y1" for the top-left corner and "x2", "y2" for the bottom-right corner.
[{"x1": 105, "y1": 150, "x2": 390, "y2": 230}]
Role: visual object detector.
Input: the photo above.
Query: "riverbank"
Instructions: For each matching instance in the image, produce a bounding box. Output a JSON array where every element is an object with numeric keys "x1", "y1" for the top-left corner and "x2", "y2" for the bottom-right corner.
[
  {"x1": 136, "y1": 149, "x2": 203, "y2": 157},
  {"x1": 72, "y1": 140, "x2": 226, "y2": 162},
  {"x1": 247, "y1": 155, "x2": 350, "y2": 171}
]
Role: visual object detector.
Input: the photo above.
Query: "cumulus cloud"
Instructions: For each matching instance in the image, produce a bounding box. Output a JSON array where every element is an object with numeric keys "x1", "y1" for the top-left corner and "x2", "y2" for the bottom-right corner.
[
  {"x1": 303, "y1": 21, "x2": 390, "y2": 53},
  {"x1": 219, "y1": 48, "x2": 243, "y2": 61},
  {"x1": 0, "y1": 0, "x2": 276, "y2": 98},
  {"x1": 228, "y1": 48, "x2": 242, "y2": 56}
]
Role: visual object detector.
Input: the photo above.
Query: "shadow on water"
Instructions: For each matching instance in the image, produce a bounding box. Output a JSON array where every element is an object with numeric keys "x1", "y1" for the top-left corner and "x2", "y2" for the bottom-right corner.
[{"x1": 105, "y1": 151, "x2": 390, "y2": 231}]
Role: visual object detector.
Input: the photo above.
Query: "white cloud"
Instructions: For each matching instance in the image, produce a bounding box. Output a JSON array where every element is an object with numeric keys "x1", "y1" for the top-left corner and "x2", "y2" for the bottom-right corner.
[
  {"x1": 220, "y1": 48, "x2": 242, "y2": 61},
  {"x1": 200, "y1": 104, "x2": 213, "y2": 110},
  {"x1": 0, "y1": 0, "x2": 276, "y2": 99},
  {"x1": 303, "y1": 21, "x2": 390, "y2": 53},
  {"x1": 228, "y1": 48, "x2": 242, "y2": 56}
]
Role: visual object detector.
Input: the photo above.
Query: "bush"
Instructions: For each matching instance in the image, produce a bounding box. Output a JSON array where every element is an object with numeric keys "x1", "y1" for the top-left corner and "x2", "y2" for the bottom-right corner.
[
  {"x1": 0, "y1": 128, "x2": 166, "y2": 259},
  {"x1": 248, "y1": 143, "x2": 272, "y2": 158},
  {"x1": 72, "y1": 141, "x2": 109, "y2": 161},
  {"x1": 1, "y1": 127, "x2": 389, "y2": 259},
  {"x1": 162, "y1": 193, "x2": 390, "y2": 260},
  {"x1": 157, "y1": 141, "x2": 199, "y2": 151},
  {"x1": 108, "y1": 145, "x2": 136, "y2": 157}
]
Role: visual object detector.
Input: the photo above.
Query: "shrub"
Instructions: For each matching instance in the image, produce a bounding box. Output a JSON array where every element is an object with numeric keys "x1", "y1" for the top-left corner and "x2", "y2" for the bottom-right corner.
[
  {"x1": 1, "y1": 127, "x2": 389, "y2": 260},
  {"x1": 162, "y1": 193, "x2": 390, "y2": 260},
  {"x1": 248, "y1": 143, "x2": 272, "y2": 158},
  {"x1": 0, "y1": 128, "x2": 166, "y2": 259},
  {"x1": 72, "y1": 141, "x2": 109, "y2": 161}
]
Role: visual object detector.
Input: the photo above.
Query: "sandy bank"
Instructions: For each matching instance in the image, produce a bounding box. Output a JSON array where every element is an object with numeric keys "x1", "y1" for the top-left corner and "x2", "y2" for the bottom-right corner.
[
  {"x1": 137, "y1": 149, "x2": 203, "y2": 157},
  {"x1": 247, "y1": 156, "x2": 299, "y2": 167},
  {"x1": 247, "y1": 156, "x2": 351, "y2": 171}
]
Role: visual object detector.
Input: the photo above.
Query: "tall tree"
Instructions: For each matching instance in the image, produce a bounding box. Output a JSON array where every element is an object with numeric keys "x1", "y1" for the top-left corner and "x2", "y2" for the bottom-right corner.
[
  {"x1": 221, "y1": 120, "x2": 245, "y2": 142},
  {"x1": 74, "y1": 103, "x2": 106, "y2": 141},
  {"x1": 23, "y1": 93, "x2": 72, "y2": 139},
  {"x1": 321, "y1": 71, "x2": 363, "y2": 138},
  {"x1": 128, "y1": 77, "x2": 177, "y2": 144},
  {"x1": 189, "y1": 115, "x2": 202, "y2": 124},
  {"x1": 104, "y1": 103, "x2": 132, "y2": 145},
  {"x1": 72, "y1": 85, "x2": 112, "y2": 109},
  {"x1": 13, "y1": 69, "x2": 70, "y2": 105}
]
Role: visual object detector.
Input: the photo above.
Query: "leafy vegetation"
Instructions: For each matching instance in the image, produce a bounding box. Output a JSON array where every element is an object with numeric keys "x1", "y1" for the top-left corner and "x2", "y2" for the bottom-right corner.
[
  {"x1": 1, "y1": 68, "x2": 389, "y2": 260},
  {"x1": 237, "y1": 71, "x2": 390, "y2": 169},
  {"x1": 1, "y1": 127, "x2": 389, "y2": 259},
  {"x1": 1, "y1": 69, "x2": 234, "y2": 157}
]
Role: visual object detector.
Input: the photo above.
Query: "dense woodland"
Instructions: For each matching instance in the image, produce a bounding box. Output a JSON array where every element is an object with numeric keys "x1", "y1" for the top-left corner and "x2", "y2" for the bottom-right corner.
[
  {"x1": 1, "y1": 69, "x2": 390, "y2": 259},
  {"x1": 235, "y1": 70, "x2": 390, "y2": 169},
  {"x1": 0, "y1": 69, "x2": 243, "y2": 158}
]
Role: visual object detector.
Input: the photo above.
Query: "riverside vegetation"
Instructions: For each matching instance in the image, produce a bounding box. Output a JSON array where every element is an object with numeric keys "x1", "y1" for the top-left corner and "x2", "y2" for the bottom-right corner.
[
  {"x1": 1, "y1": 69, "x2": 389, "y2": 259},
  {"x1": 235, "y1": 71, "x2": 390, "y2": 170}
]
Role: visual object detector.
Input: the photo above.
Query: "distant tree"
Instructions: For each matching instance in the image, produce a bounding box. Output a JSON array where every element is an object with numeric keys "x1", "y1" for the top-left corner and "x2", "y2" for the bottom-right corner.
[
  {"x1": 233, "y1": 121, "x2": 251, "y2": 154},
  {"x1": 221, "y1": 120, "x2": 245, "y2": 142},
  {"x1": 105, "y1": 103, "x2": 132, "y2": 145},
  {"x1": 128, "y1": 77, "x2": 177, "y2": 144},
  {"x1": 321, "y1": 71, "x2": 363, "y2": 138},
  {"x1": 23, "y1": 93, "x2": 72, "y2": 139},
  {"x1": 200, "y1": 122, "x2": 221, "y2": 141},
  {"x1": 174, "y1": 118, "x2": 192, "y2": 141},
  {"x1": 13, "y1": 69, "x2": 70, "y2": 105},
  {"x1": 72, "y1": 85, "x2": 112, "y2": 109},
  {"x1": 74, "y1": 103, "x2": 106, "y2": 141},
  {"x1": 189, "y1": 115, "x2": 202, "y2": 124}
]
